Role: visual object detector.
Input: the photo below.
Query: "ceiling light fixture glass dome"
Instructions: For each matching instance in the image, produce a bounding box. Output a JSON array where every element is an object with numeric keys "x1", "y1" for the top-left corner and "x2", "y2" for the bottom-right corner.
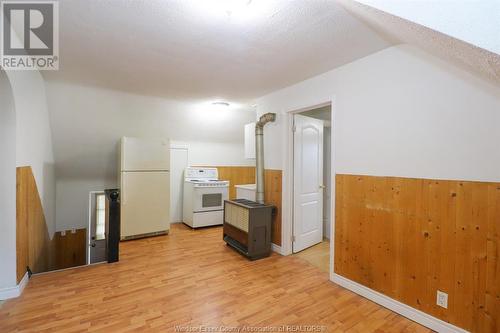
[
  {"x1": 217, "y1": 0, "x2": 252, "y2": 15},
  {"x1": 212, "y1": 101, "x2": 230, "y2": 107},
  {"x1": 192, "y1": 0, "x2": 253, "y2": 18}
]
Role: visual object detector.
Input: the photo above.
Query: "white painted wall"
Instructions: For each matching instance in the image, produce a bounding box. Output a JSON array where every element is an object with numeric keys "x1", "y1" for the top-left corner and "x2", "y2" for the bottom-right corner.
[
  {"x1": 356, "y1": 0, "x2": 500, "y2": 54},
  {"x1": 257, "y1": 44, "x2": 500, "y2": 256},
  {"x1": 8, "y1": 71, "x2": 56, "y2": 237},
  {"x1": 55, "y1": 140, "x2": 254, "y2": 232},
  {"x1": 46, "y1": 81, "x2": 256, "y2": 180},
  {"x1": 48, "y1": 82, "x2": 256, "y2": 232},
  {"x1": 257, "y1": 44, "x2": 500, "y2": 182},
  {"x1": 56, "y1": 178, "x2": 117, "y2": 232},
  {"x1": 172, "y1": 140, "x2": 255, "y2": 167},
  {"x1": 0, "y1": 69, "x2": 56, "y2": 293},
  {"x1": 0, "y1": 72, "x2": 17, "y2": 291}
]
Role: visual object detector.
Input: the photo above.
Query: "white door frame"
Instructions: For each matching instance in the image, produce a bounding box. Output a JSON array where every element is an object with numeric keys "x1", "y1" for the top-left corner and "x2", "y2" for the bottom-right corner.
[
  {"x1": 87, "y1": 190, "x2": 105, "y2": 265},
  {"x1": 282, "y1": 98, "x2": 337, "y2": 281}
]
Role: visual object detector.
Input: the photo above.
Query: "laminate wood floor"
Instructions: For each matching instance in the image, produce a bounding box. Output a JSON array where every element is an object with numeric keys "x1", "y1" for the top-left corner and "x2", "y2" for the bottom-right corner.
[
  {"x1": 0, "y1": 223, "x2": 433, "y2": 332},
  {"x1": 294, "y1": 240, "x2": 330, "y2": 273}
]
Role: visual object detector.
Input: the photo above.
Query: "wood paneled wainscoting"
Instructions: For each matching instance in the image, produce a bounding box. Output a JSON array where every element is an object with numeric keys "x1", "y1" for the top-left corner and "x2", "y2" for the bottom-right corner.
[
  {"x1": 215, "y1": 166, "x2": 256, "y2": 199},
  {"x1": 17, "y1": 166, "x2": 88, "y2": 281},
  {"x1": 264, "y1": 169, "x2": 282, "y2": 246},
  {"x1": 335, "y1": 174, "x2": 500, "y2": 333},
  {"x1": 16, "y1": 166, "x2": 56, "y2": 282},
  {"x1": 213, "y1": 166, "x2": 282, "y2": 246},
  {"x1": 54, "y1": 229, "x2": 87, "y2": 269}
]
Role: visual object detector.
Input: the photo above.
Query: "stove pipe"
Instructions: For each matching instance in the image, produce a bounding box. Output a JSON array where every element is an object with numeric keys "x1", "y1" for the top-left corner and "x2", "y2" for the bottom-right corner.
[{"x1": 255, "y1": 113, "x2": 276, "y2": 204}]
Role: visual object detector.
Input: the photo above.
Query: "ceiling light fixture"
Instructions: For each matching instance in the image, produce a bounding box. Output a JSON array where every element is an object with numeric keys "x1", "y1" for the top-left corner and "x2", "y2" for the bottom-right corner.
[
  {"x1": 212, "y1": 101, "x2": 230, "y2": 107},
  {"x1": 220, "y1": 0, "x2": 252, "y2": 15},
  {"x1": 191, "y1": 0, "x2": 255, "y2": 20}
]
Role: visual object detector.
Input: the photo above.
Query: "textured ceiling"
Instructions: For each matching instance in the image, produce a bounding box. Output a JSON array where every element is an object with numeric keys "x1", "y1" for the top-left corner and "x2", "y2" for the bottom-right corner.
[
  {"x1": 339, "y1": 0, "x2": 500, "y2": 85},
  {"x1": 44, "y1": 0, "x2": 500, "y2": 183},
  {"x1": 355, "y1": 0, "x2": 500, "y2": 55},
  {"x1": 43, "y1": 0, "x2": 391, "y2": 102},
  {"x1": 43, "y1": 0, "x2": 394, "y2": 182}
]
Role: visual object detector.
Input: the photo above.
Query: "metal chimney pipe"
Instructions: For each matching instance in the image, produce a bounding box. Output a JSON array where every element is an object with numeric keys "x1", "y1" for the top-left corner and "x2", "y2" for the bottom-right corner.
[{"x1": 255, "y1": 113, "x2": 276, "y2": 204}]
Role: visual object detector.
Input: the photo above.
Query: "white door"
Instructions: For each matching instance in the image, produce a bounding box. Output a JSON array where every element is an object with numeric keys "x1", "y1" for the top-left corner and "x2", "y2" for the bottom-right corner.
[
  {"x1": 170, "y1": 147, "x2": 188, "y2": 222},
  {"x1": 293, "y1": 114, "x2": 324, "y2": 253},
  {"x1": 121, "y1": 137, "x2": 170, "y2": 171},
  {"x1": 89, "y1": 192, "x2": 107, "y2": 264},
  {"x1": 121, "y1": 171, "x2": 170, "y2": 238}
]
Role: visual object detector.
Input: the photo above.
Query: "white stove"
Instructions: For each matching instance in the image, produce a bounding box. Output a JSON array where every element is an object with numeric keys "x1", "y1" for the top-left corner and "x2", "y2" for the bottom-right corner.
[
  {"x1": 189, "y1": 180, "x2": 229, "y2": 187},
  {"x1": 183, "y1": 167, "x2": 229, "y2": 228}
]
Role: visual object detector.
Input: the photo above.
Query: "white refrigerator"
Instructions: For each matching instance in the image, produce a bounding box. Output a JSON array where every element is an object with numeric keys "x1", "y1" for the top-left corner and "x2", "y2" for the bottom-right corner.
[{"x1": 120, "y1": 137, "x2": 170, "y2": 240}]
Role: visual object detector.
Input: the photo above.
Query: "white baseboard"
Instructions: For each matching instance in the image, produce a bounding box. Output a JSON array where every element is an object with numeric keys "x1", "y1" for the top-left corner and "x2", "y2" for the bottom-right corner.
[
  {"x1": 331, "y1": 274, "x2": 468, "y2": 333},
  {"x1": 271, "y1": 243, "x2": 282, "y2": 255},
  {"x1": 0, "y1": 272, "x2": 29, "y2": 300}
]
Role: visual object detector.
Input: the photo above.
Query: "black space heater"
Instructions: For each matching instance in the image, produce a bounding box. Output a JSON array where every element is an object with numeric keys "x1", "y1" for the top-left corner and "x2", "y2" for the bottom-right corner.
[
  {"x1": 223, "y1": 199, "x2": 274, "y2": 260},
  {"x1": 105, "y1": 189, "x2": 120, "y2": 263}
]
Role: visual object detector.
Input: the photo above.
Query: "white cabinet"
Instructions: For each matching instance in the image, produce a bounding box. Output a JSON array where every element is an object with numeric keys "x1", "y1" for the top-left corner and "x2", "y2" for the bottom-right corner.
[{"x1": 244, "y1": 122, "x2": 256, "y2": 159}]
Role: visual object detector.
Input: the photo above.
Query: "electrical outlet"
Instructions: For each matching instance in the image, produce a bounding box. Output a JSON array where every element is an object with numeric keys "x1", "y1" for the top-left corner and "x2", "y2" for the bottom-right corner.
[{"x1": 436, "y1": 290, "x2": 448, "y2": 308}]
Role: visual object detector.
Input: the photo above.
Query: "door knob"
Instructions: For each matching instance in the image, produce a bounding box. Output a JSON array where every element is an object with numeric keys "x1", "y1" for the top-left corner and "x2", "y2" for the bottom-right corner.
[
  {"x1": 319, "y1": 185, "x2": 326, "y2": 189},
  {"x1": 91, "y1": 243, "x2": 96, "y2": 248}
]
